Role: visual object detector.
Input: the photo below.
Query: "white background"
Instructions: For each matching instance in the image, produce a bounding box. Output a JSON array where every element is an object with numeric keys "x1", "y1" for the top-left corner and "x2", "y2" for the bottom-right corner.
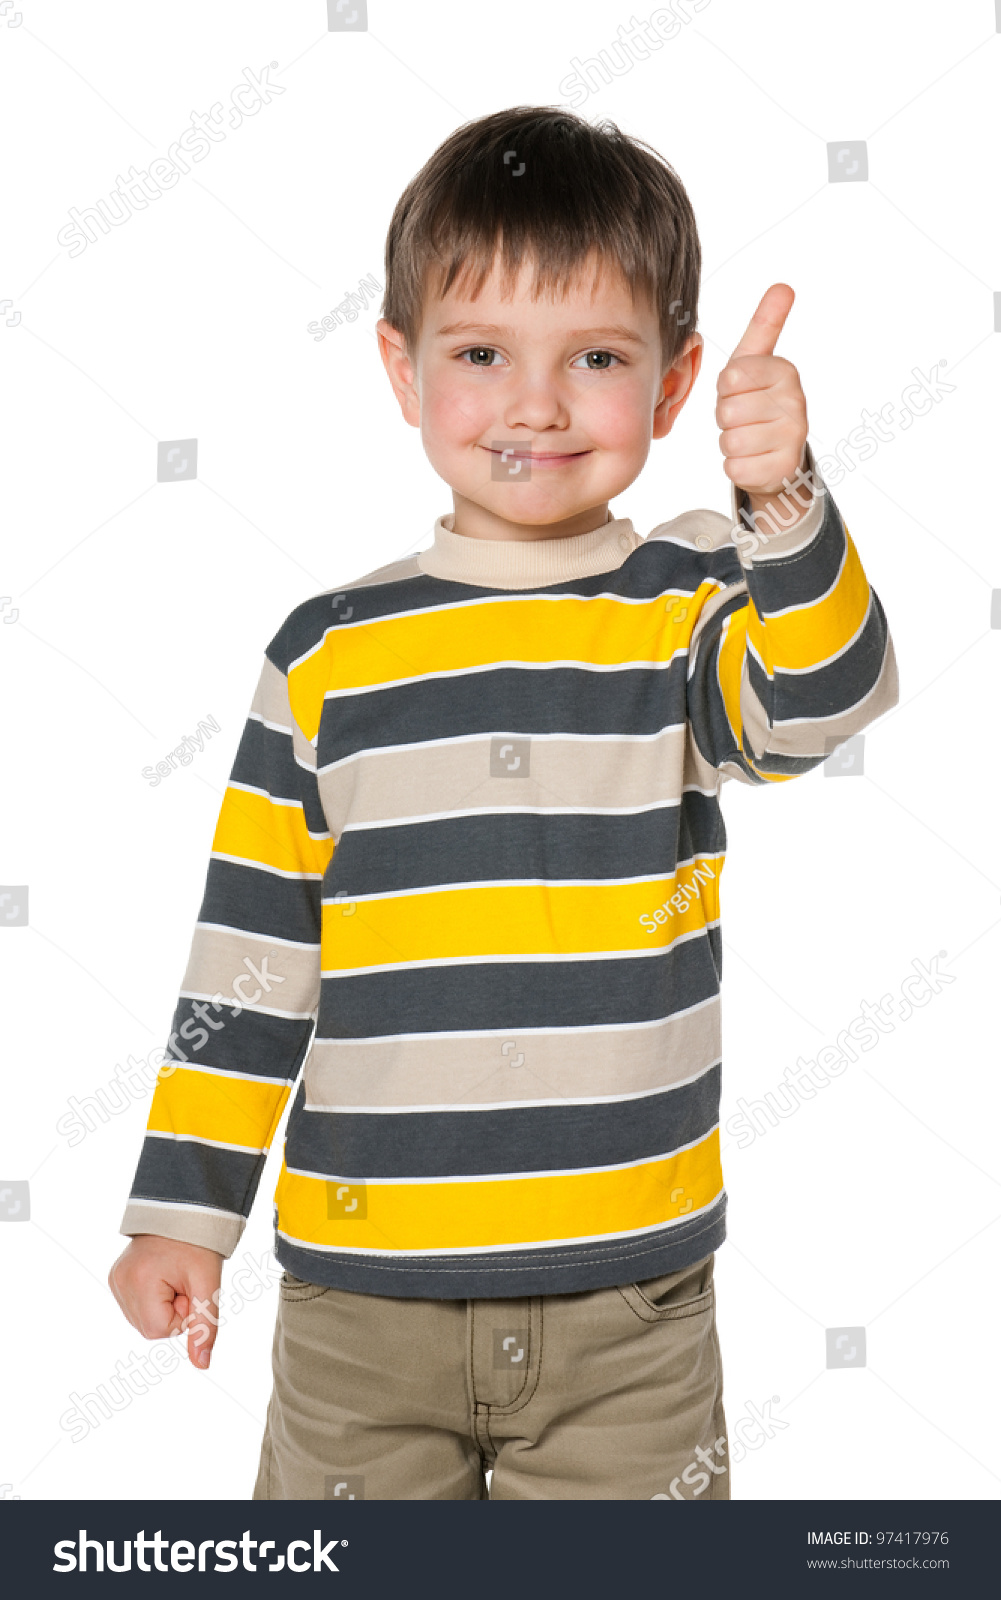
[{"x1": 0, "y1": 0, "x2": 998, "y2": 1502}]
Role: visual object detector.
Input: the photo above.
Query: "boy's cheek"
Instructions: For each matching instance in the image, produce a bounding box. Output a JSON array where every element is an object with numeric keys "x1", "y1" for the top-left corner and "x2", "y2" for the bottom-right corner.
[
  {"x1": 577, "y1": 386, "x2": 657, "y2": 450},
  {"x1": 421, "y1": 385, "x2": 493, "y2": 450}
]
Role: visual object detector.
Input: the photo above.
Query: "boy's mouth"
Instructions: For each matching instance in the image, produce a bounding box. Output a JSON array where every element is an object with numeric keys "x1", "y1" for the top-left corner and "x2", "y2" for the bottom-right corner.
[{"x1": 484, "y1": 446, "x2": 591, "y2": 468}]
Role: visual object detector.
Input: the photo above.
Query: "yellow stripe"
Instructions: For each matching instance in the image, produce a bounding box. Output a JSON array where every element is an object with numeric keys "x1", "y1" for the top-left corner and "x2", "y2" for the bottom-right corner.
[
  {"x1": 211, "y1": 786, "x2": 334, "y2": 877},
  {"x1": 288, "y1": 589, "x2": 715, "y2": 718},
  {"x1": 147, "y1": 1066, "x2": 291, "y2": 1151},
  {"x1": 275, "y1": 1128, "x2": 722, "y2": 1252},
  {"x1": 322, "y1": 857, "x2": 722, "y2": 968},
  {"x1": 717, "y1": 607, "x2": 791, "y2": 786},
  {"x1": 717, "y1": 605, "x2": 749, "y2": 753},
  {"x1": 745, "y1": 524, "x2": 870, "y2": 673}
]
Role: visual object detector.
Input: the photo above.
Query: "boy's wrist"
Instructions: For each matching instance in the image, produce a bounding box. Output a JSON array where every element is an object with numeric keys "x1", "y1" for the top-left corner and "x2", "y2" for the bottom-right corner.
[{"x1": 741, "y1": 442, "x2": 812, "y2": 528}]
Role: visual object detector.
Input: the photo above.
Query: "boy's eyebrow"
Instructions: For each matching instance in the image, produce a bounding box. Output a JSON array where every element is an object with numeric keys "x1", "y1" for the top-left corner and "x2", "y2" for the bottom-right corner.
[{"x1": 433, "y1": 320, "x2": 649, "y2": 344}]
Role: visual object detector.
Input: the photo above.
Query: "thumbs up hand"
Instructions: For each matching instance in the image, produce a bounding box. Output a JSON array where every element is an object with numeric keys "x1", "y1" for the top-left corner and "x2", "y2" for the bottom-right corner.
[{"x1": 716, "y1": 283, "x2": 811, "y2": 523}]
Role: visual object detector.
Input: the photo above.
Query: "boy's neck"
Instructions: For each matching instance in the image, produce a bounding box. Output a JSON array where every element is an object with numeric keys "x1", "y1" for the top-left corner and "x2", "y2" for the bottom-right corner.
[{"x1": 450, "y1": 491, "x2": 614, "y2": 543}]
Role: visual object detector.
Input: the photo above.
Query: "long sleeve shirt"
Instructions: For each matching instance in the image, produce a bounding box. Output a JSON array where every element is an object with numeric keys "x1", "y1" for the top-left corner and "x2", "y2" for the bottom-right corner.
[{"x1": 120, "y1": 442, "x2": 898, "y2": 1297}]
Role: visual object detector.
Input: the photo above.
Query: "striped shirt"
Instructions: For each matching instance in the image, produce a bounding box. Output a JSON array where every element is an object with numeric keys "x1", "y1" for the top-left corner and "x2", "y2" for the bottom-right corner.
[{"x1": 120, "y1": 442, "x2": 898, "y2": 1296}]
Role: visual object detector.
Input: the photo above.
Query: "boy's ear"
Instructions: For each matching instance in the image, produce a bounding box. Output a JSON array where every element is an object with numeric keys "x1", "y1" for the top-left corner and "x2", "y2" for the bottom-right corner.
[
  {"x1": 652, "y1": 332, "x2": 703, "y2": 441},
  {"x1": 376, "y1": 318, "x2": 421, "y2": 428}
]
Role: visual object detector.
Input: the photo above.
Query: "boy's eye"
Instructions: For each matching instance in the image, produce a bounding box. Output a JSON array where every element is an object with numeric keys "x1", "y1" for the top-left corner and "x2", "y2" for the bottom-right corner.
[
  {"x1": 456, "y1": 347, "x2": 622, "y2": 370},
  {"x1": 573, "y1": 350, "x2": 621, "y2": 371},
  {"x1": 459, "y1": 346, "x2": 500, "y2": 366}
]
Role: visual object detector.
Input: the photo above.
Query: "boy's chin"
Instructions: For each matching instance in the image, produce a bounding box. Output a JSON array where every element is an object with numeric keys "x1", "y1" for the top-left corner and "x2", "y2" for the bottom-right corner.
[{"x1": 456, "y1": 495, "x2": 600, "y2": 528}]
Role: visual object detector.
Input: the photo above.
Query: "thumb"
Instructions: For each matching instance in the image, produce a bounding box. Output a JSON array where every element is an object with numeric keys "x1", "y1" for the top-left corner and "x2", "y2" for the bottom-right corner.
[
  {"x1": 169, "y1": 1264, "x2": 223, "y2": 1371},
  {"x1": 729, "y1": 282, "x2": 795, "y2": 361}
]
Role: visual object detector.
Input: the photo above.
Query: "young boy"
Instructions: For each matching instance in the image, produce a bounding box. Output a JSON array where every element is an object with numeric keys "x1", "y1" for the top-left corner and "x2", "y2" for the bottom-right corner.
[{"x1": 109, "y1": 106, "x2": 898, "y2": 1501}]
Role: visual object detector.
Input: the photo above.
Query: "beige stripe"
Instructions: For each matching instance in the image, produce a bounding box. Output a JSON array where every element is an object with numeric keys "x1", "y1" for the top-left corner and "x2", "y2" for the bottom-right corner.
[
  {"x1": 683, "y1": 722, "x2": 723, "y2": 793},
  {"x1": 317, "y1": 725, "x2": 717, "y2": 836},
  {"x1": 120, "y1": 1200, "x2": 245, "y2": 1257},
  {"x1": 249, "y1": 655, "x2": 318, "y2": 771},
  {"x1": 419, "y1": 514, "x2": 640, "y2": 589},
  {"x1": 304, "y1": 998, "x2": 721, "y2": 1109},
  {"x1": 250, "y1": 655, "x2": 292, "y2": 729},
  {"x1": 180, "y1": 925, "x2": 320, "y2": 1017}
]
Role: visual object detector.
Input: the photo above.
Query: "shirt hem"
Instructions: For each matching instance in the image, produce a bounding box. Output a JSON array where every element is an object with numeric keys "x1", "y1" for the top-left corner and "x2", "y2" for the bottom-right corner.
[{"x1": 272, "y1": 1197, "x2": 727, "y2": 1299}]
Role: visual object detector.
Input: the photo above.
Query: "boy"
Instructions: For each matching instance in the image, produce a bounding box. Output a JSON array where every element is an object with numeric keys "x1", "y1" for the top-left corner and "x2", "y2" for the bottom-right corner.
[{"x1": 109, "y1": 106, "x2": 898, "y2": 1500}]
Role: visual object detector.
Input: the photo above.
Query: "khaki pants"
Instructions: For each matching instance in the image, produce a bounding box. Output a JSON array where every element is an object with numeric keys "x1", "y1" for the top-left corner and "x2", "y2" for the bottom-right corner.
[{"x1": 252, "y1": 1252, "x2": 728, "y2": 1501}]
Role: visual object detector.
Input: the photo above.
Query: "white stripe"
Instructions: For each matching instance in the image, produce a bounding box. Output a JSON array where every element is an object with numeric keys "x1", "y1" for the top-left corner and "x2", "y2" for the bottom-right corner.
[
  {"x1": 337, "y1": 800, "x2": 693, "y2": 838},
  {"x1": 317, "y1": 725, "x2": 688, "y2": 777},
  {"x1": 247, "y1": 710, "x2": 292, "y2": 735},
  {"x1": 322, "y1": 652, "x2": 689, "y2": 702},
  {"x1": 224, "y1": 779, "x2": 329, "y2": 830},
  {"x1": 303, "y1": 1058, "x2": 721, "y2": 1115},
  {"x1": 159, "y1": 1060, "x2": 299, "y2": 1086},
  {"x1": 745, "y1": 497, "x2": 831, "y2": 565},
  {"x1": 178, "y1": 988, "x2": 317, "y2": 1021},
  {"x1": 756, "y1": 543, "x2": 847, "y2": 619},
  {"x1": 195, "y1": 922, "x2": 320, "y2": 952},
  {"x1": 209, "y1": 851, "x2": 324, "y2": 882},
  {"x1": 125, "y1": 1196, "x2": 243, "y2": 1221},
  {"x1": 274, "y1": 1191, "x2": 725, "y2": 1258},
  {"x1": 310, "y1": 989, "x2": 720, "y2": 1047},
  {"x1": 146, "y1": 1128, "x2": 269, "y2": 1155},
  {"x1": 320, "y1": 919, "x2": 719, "y2": 978},
  {"x1": 284, "y1": 1123, "x2": 718, "y2": 1188},
  {"x1": 320, "y1": 854, "x2": 723, "y2": 904}
]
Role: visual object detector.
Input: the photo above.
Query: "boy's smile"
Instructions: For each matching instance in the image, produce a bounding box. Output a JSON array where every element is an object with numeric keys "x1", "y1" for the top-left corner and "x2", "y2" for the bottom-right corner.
[{"x1": 377, "y1": 247, "x2": 703, "y2": 544}]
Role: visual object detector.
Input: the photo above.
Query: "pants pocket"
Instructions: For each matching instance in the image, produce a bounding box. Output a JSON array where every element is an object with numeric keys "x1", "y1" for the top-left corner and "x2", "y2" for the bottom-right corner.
[
  {"x1": 616, "y1": 1253, "x2": 714, "y2": 1323},
  {"x1": 278, "y1": 1269, "x2": 330, "y2": 1302}
]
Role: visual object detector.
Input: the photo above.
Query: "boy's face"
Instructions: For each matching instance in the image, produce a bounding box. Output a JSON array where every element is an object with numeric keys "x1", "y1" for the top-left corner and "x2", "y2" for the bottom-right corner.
[{"x1": 376, "y1": 248, "x2": 703, "y2": 541}]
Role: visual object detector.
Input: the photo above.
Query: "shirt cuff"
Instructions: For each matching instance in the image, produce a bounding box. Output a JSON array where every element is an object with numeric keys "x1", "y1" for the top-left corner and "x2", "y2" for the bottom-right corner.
[{"x1": 730, "y1": 439, "x2": 827, "y2": 568}]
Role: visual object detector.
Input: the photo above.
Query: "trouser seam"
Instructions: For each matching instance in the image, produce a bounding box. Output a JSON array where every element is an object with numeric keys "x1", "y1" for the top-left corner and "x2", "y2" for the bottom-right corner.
[{"x1": 480, "y1": 1297, "x2": 543, "y2": 1417}]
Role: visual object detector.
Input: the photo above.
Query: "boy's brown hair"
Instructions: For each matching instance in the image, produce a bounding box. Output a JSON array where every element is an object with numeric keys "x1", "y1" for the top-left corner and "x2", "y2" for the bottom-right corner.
[{"x1": 381, "y1": 105, "x2": 701, "y2": 375}]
